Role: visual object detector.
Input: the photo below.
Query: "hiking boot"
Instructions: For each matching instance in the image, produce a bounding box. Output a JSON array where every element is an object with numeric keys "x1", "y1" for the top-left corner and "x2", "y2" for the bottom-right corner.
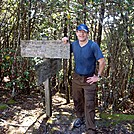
[{"x1": 72, "y1": 118, "x2": 85, "y2": 128}]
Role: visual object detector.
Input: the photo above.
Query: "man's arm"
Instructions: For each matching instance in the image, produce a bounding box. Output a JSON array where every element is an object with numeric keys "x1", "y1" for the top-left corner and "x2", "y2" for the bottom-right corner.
[
  {"x1": 97, "y1": 58, "x2": 106, "y2": 76},
  {"x1": 86, "y1": 58, "x2": 106, "y2": 84}
]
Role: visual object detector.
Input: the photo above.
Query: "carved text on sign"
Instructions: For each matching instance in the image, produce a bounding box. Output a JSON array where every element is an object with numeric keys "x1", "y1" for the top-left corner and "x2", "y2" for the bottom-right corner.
[{"x1": 20, "y1": 40, "x2": 70, "y2": 59}]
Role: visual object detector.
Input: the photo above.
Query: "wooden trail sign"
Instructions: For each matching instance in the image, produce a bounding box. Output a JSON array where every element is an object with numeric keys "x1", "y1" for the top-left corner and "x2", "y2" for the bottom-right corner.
[
  {"x1": 20, "y1": 39, "x2": 70, "y2": 117},
  {"x1": 20, "y1": 40, "x2": 70, "y2": 59}
]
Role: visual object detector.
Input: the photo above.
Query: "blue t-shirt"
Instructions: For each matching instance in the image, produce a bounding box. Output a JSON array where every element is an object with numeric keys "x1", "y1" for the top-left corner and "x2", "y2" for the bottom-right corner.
[{"x1": 71, "y1": 40, "x2": 104, "y2": 76}]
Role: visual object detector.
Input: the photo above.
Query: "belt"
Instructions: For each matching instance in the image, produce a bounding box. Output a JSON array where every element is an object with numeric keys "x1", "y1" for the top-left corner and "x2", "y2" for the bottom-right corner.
[
  {"x1": 73, "y1": 73, "x2": 94, "y2": 83},
  {"x1": 78, "y1": 73, "x2": 94, "y2": 77}
]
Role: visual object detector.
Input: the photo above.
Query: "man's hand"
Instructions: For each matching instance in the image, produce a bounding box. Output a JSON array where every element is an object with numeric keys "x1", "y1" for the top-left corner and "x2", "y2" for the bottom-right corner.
[
  {"x1": 62, "y1": 37, "x2": 69, "y2": 44},
  {"x1": 86, "y1": 74, "x2": 99, "y2": 84}
]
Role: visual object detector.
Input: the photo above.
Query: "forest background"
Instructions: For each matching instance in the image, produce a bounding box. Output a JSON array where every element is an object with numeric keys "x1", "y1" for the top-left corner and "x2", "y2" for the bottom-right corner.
[{"x1": 0, "y1": 0, "x2": 134, "y2": 118}]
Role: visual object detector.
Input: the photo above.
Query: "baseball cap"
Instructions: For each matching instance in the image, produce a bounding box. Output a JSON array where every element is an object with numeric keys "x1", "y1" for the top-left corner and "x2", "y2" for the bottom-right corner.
[{"x1": 76, "y1": 24, "x2": 89, "y2": 32}]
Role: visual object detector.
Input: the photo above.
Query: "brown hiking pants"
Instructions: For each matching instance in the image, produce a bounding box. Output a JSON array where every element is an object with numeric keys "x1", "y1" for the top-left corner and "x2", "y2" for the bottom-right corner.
[{"x1": 72, "y1": 73, "x2": 96, "y2": 134}]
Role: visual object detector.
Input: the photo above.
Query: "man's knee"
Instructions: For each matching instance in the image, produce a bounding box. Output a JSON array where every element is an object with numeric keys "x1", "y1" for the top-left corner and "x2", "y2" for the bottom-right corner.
[{"x1": 86, "y1": 100, "x2": 95, "y2": 111}]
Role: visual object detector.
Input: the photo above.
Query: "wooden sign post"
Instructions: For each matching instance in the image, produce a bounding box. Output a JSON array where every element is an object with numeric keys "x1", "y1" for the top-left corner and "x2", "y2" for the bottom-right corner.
[
  {"x1": 20, "y1": 40, "x2": 70, "y2": 117},
  {"x1": 34, "y1": 59, "x2": 61, "y2": 117},
  {"x1": 45, "y1": 78, "x2": 52, "y2": 117}
]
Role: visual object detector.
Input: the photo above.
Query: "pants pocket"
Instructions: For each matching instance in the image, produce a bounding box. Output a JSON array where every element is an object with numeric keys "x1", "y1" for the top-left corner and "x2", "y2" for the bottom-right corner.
[{"x1": 72, "y1": 73, "x2": 79, "y2": 80}]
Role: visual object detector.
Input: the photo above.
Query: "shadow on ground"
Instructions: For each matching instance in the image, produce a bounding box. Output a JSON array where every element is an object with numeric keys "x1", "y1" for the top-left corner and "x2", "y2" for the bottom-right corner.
[{"x1": 0, "y1": 89, "x2": 134, "y2": 134}]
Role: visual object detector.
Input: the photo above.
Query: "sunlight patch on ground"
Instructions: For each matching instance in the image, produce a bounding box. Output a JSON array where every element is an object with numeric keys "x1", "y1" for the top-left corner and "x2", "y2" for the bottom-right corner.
[{"x1": 2, "y1": 107, "x2": 44, "y2": 134}]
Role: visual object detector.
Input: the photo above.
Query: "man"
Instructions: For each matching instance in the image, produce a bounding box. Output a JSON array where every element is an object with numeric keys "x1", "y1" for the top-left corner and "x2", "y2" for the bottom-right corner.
[{"x1": 62, "y1": 24, "x2": 105, "y2": 134}]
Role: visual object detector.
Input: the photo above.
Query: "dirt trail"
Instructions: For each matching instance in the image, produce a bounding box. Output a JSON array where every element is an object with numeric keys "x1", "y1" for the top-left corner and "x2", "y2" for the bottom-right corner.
[{"x1": 0, "y1": 90, "x2": 134, "y2": 134}]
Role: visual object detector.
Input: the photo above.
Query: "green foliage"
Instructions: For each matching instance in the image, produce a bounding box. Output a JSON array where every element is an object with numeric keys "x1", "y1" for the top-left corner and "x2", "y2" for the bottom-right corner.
[
  {"x1": 1, "y1": 48, "x2": 36, "y2": 91},
  {"x1": 0, "y1": 104, "x2": 8, "y2": 110},
  {"x1": 100, "y1": 113, "x2": 134, "y2": 126},
  {"x1": 7, "y1": 99, "x2": 16, "y2": 105},
  {"x1": 101, "y1": 113, "x2": 134, "y2": 121}
]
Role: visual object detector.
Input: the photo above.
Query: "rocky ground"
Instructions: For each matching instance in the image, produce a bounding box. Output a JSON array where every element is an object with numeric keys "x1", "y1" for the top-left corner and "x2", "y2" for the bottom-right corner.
[{"x1": 0, "y1": 88, "x2": 134, "y2": 134}]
